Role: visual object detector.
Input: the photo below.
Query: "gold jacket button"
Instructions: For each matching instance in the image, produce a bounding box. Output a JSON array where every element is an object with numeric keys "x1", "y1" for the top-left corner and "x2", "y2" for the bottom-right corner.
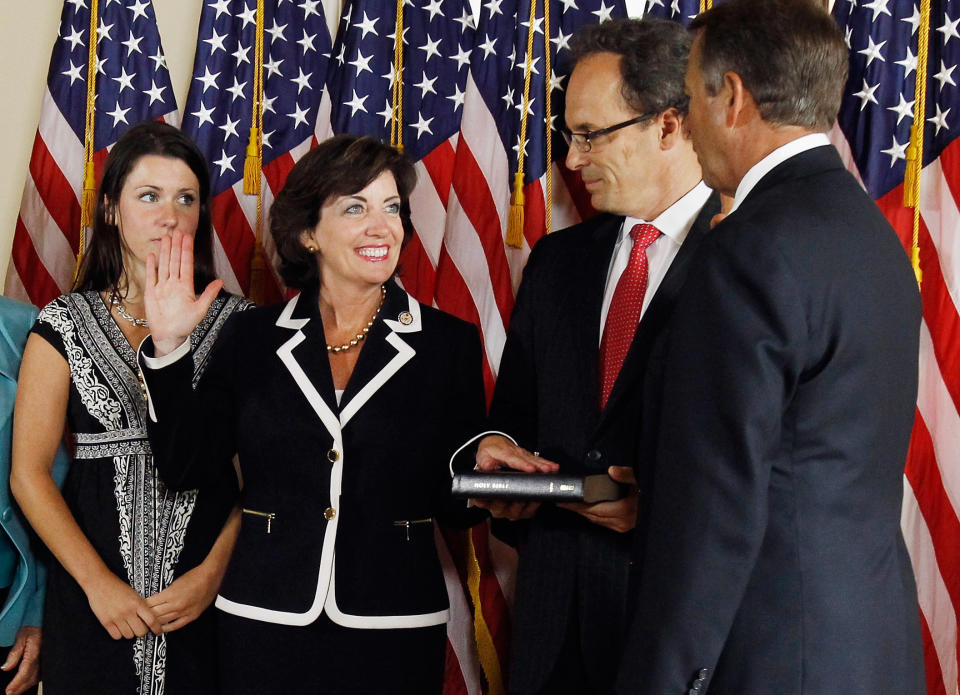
[
  {"x1": 327, "y1": 449, "x2": 340, "y2": 463},
  {"x1": 324, "y1": 507, "x2": 337, "y2": 520}
]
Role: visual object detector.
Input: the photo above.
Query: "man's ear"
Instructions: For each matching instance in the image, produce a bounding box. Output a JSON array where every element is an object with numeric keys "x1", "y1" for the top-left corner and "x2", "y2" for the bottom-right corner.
[
  {"x1": 659, "y1": 108, "x2": 684, "y2": 149},
  {"x1": 724, "y1": 71, "x2": 750, "y2": 128}
]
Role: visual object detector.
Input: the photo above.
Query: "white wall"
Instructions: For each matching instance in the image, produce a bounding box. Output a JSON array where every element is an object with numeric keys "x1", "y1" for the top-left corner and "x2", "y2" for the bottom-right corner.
[{"x1": 0, "y1": 0, "x2": 203, "y2": 295}]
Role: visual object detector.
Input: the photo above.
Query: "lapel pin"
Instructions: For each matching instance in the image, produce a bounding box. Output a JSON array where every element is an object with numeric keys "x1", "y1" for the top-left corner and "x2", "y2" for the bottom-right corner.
[{"x1": 398, "y1": 311, "x2": 413, "y2": 325}]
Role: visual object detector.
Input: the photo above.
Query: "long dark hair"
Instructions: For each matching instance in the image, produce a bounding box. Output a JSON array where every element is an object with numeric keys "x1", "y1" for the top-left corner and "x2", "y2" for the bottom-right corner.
[{"x1": 73, "y1": 121, "x2": 217, "y2": 294}]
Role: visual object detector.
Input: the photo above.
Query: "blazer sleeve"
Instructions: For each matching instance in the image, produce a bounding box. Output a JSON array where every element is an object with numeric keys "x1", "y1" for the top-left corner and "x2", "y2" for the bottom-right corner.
[
  {"x1": 616, "y1": 222, "x2": 808, "y2": 693},
  {"x1": 139, "y1": 314, "x2": 242, "y2": 491},
  {"x1": 435, "y1": 321, "x2": 489, "y2": 527}
]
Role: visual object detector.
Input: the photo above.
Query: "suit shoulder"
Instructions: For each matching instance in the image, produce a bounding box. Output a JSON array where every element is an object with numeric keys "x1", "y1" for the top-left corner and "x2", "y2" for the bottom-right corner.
[
  {"x1": 524, "y1": 214, "x2": 621, "y2": 276},
  {"x1": 416, "y1": 302, "x2": 479, "y2": 342},
  {"x1": 534, "y1": 213, "x2": 619, "y2": 252}
]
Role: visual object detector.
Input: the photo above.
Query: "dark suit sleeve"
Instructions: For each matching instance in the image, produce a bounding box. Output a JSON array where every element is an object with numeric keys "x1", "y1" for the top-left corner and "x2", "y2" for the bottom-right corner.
[
  {"x1": 140, "y1": 314, "x2": 241, "y2": 491},
  {"x1": 436, "y1": 321, "x2": 489, "y2": 527},
  {"x1": 617, "y1": 223, "x2": 808, "y2": 693}
]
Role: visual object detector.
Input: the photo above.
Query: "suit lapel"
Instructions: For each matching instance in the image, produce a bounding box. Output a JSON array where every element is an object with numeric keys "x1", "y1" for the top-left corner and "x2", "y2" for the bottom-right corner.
[
  {"x1": 601, "y1": 192, "x2": 721, "y2": 418},
  {"x1": 275, "y1": 283, "x2": 419, "y2": 440},
  {"x1": 568, "y1": 215, "x2": 623, "y2": 412},
  {"x1": 276, "y1": 292, "x2": 342, "y2": 442},
  {"x1": 338, "y1": 286, "x2": 418, "y2": 426}
]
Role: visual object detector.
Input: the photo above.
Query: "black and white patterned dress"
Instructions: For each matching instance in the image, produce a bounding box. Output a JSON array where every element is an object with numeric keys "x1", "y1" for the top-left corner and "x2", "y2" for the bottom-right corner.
[{"x1": 31, "y1": 291, "x2": 249, "y2": 695}]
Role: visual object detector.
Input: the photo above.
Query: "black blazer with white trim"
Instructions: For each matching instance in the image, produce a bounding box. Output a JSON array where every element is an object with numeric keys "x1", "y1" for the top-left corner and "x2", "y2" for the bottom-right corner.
[{"x1": 139, "y1": 282, "x2": 486, "y2": 628}]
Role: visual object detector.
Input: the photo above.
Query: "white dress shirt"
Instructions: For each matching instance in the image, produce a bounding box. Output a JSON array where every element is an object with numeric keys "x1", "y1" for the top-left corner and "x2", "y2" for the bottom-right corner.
[
  {"x1": 598, "y1": 181, "x2": 713, "y2": 343},
  {"x1": 730, "y1": 132, "x2": 831, "y2": 213}
]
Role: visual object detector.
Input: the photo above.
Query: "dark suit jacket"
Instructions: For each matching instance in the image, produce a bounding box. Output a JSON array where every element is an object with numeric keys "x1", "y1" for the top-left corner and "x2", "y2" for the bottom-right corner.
[
  {"x1": 616, "y1": 146, "x2": 925, "y2": 695},
  {"x1": 486, "y1": 196, "x2": 719, "y2": 693},
  {"x1": 140, "y1": 282, "x2": 485, "y2": 629}
]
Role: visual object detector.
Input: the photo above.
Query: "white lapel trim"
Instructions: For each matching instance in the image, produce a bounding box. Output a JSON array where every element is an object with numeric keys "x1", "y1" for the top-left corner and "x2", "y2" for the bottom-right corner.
[
  {"x1": 338, "y1": 293, "x2": 420, "y2": 427},
  {"x1": 276, "y1": 331, "x2": 342, "y2": 443},
  {"x1": 276, "y1": 293, "x2": 310, "y2": 330}
]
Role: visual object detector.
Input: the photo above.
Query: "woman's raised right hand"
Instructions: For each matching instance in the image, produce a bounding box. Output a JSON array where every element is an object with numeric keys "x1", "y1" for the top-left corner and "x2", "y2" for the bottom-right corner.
[
  {"x1": 145, "y1": 231, "x2": 223, "y2": 356},
  {"x1": 85, "y1": 571, "x2": 163, "y2": 640}
]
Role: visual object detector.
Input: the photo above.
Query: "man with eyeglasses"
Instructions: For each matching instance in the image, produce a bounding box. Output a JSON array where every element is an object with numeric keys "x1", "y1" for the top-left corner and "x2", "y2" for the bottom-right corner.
[{"x1": 454, "y1": 17, "x2": 720, "y2": 695}]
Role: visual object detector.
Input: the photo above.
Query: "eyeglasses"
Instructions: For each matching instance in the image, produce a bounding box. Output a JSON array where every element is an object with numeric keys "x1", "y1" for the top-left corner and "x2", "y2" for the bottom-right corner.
[{"x1": 561, "y1": 112, "x2": 657, "y2": 153}]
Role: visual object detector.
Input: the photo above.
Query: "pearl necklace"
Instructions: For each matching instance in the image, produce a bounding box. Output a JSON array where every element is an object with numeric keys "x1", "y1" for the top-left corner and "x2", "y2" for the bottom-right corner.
[
  {"x1": 326, "y1": 285, "x2": 386, "y2": 353},
  {"x1": 109, "y1": 293, "x2": 149, "y2": 327}
]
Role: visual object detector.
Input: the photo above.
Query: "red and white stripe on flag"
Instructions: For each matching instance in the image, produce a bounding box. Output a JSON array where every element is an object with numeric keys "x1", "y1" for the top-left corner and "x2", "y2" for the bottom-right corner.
[{"x1": 5, "y1": 0, "x2": 179, "y2": 307}]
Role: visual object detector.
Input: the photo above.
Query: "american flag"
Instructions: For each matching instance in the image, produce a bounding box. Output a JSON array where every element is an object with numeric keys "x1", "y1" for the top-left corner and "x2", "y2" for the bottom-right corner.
[
  {"x1": 832, "y1": 1, "x2": 960, "y2": 693},
  {"x1": 4, "y1": 0, "x2": 178, "y2": 306},
  {"x1": 182, "y1": 0, "x2": 332, "y2": 304}
]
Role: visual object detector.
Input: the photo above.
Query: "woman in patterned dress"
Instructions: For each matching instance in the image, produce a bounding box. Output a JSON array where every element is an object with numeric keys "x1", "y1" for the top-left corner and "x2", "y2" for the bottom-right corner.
[{"x1": 11, "y1": 122, "x2": 248, "y2": 694}]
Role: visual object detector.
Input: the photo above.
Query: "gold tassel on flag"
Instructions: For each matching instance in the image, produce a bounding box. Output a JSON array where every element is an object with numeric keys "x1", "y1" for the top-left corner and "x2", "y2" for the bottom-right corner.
[
  {"x1": 390, "y1": 0, "x2": 406, "y2": 152},
  {"x1": 243, "y1": 0, "x2": 265, "y2": 196},
  {"x1": 903, "y1": 0, "x2": 930, "y2": 286},
  {"x1": 77, "y1": 0, "x2": 101, "y2": 278},
  {"x1": 507, "y1": 0, "x2": 540, "y2": 249}
]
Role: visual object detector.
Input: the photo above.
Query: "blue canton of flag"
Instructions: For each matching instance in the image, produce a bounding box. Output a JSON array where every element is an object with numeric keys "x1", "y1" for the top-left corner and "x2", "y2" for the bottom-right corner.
[
  {"x1": 183, "y1": 0, "x2": 330, "y2": 199},
  {"x1": 182, "y1": 0, "x2": 331, "y2": 299},
  {"x1": 49, "y1": 0, "x2": 179, "y2": 147},
  {"x1": 835, "y1": 0, "x2": 958, "y2": 199},
  {"x1": 469, "y1": 0, "x2": 627, "y2": 186},
  {"x1": 324, "y1": 0, "x2": 475, "y2": 162},
  {"x1": 642, "y1": 0, "x2": 702, "y2": 26}
]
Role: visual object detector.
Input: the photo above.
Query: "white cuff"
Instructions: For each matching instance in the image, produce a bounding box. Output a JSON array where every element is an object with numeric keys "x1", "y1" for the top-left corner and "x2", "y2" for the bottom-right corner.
[
  {"x1": 141, "y1": 336, "x2": 191, "y2": 369},
  {"x1": 448, "y1": 430, "x2": 518, "y2": 477}
]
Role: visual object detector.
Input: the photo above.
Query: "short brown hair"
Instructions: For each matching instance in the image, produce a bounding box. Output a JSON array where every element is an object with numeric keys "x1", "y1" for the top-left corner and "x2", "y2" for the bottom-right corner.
[
  {"x1": 270, "y1": 135, "x2": 416, "y2": 290},
  {"x1": 689, "y1": 0, "x2": 848, "y2": 131},
  {"x1": 570, "y1": 17, "x2": 692, "y2": 117}
]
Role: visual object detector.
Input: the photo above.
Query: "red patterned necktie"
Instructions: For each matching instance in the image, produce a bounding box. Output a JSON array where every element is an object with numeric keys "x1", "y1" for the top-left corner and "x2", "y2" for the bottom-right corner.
[{"x1": 598, "y1": 223, "x2": 661, "y2": 409}]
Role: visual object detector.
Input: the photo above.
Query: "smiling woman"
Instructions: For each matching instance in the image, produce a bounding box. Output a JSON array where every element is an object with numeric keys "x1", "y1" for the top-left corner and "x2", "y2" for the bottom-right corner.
[
  {"x1": 137, "y1": 134, "x2": 488, "y2": 695},
  {"x1": 10, "y1": 121, "x2": 250, "y2": 694}
]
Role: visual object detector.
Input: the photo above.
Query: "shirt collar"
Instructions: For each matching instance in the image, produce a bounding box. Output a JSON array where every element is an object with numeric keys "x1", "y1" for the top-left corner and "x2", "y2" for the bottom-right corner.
[
  {"x1": 731, "y1": 132, "x2": 831, "y2": 213},
  {"x1": 621, "y1": 180, "x2": 712, "y2": 246}
]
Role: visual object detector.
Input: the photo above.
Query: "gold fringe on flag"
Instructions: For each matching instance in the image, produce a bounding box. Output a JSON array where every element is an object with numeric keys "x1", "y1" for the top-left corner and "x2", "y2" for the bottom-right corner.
[
  {"x1": 243, "y1": 0, "x2": 265, "y2": 196},
  {"x1": 390, "y1": 0, "x2": 406, "y2": 152},
  {"x1": 698, "y1": 0, "x2": 713, "y2": 14},
  {"x1": 903, "y1": 0, "x2": 930, "y2": 286},
  {"x1": 77, "y1": 0, "x2": 101, "y2": 278},
  {"x1": 506, "y1": 0, "x2": 540, "y2": 248},
  {"x1": 467, "y1": 527, "x2": 506, "y2": 695}
]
